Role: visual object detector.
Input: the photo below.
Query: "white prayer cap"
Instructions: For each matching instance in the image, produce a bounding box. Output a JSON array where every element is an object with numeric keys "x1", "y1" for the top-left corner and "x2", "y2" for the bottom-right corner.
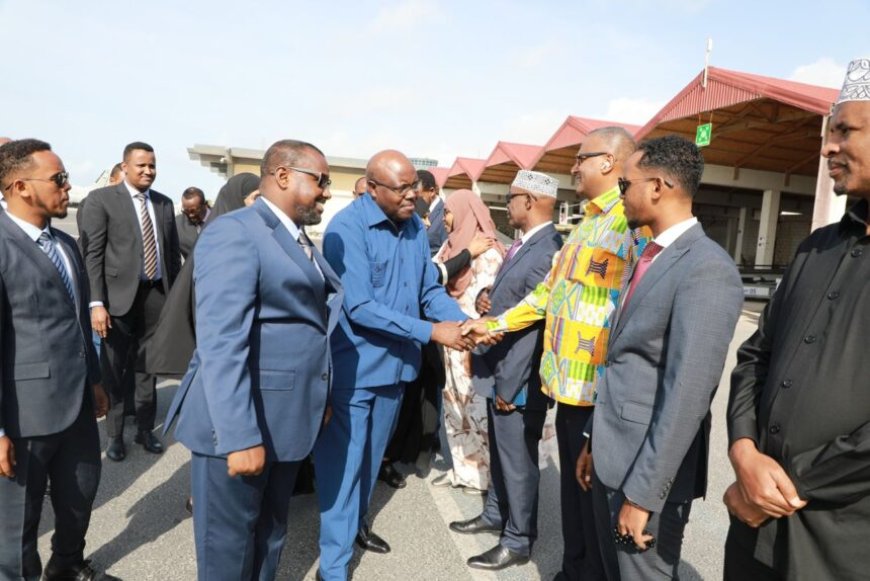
[
  {"x1": 837, "y1": 58, "x2": 870, "y2": 104},
  {"x1": 511, "y1": 170, "x2": 559, "y2": 198}
]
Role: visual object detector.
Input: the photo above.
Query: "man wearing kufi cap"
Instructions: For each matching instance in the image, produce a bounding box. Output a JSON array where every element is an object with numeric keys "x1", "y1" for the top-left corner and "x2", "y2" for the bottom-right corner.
[
  {"x1": 450, "y1": 170, "x2": 563, "y2": 570},
  {"x1": 725, "y1": 58, "x2": 870, "y2": 580}
]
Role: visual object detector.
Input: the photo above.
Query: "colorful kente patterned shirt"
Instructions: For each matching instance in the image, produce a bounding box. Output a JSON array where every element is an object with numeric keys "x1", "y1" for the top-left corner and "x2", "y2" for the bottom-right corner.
[{"x1": 488, "y1": 186, "x2": 649, "y2": 406}]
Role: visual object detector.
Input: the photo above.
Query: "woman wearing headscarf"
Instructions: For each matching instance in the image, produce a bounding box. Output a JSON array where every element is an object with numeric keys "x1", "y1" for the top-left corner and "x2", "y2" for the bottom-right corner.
[{"x1": 434, "y1": 189, "x2": 505, "y2": 493}]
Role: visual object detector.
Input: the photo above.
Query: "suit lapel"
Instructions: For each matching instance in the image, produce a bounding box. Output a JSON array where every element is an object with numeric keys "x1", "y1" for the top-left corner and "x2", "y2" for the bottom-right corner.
[
  {"x1": 611, "y1": 224, "x2": 704, "y2": 343},
  {"x1": 313, "y1": 250, "x2": 344, "y2": 336},
  {"x1": 252, "y1": 199, "x2": 327, "y2": 307},
  {"x1": 491, "y1": 224, "x2": 554, "y2": 291}
]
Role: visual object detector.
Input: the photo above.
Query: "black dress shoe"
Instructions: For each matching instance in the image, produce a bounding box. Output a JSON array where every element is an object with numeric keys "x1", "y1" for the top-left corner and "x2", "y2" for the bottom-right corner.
[
  {"x1": 184, "y1": 496, "x2": 193, "y2": 514},
  {"x1": 134, "y1": 430, "x2": 164, "y2": 454},
  {"x1": 449, "y1": 515, "x2": 501, "y2": 535},
  {"x1": 105, "y1": 437, "x2": 126, "y2": 462},
  {"x1": 43, "y1": 558, "x2": 122, "y2": 580},
  {"x1": 355, "y1": 525, "x2": 390, "y2": 554},
  {"x1": 377, "y1": 463, "x2": 407, "y2": 489},
  {"x1": 467, "y1": 545, "x2": 529, "y2": 571}
]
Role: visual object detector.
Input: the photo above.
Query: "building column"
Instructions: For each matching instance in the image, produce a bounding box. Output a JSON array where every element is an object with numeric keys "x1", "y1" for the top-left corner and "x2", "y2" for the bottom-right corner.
[
  {"x1": 732, "y1": 207, "x2": 748, "y2": 265},
  {"x1": 472, "y1": 181, "x2": 482, "y2": 196},
  {"x1": 755, "y1": 189, "x2": 780, "y2": 268},
  {"x1": 811, "y1": 116, "x2": 847, "y2": 230}
]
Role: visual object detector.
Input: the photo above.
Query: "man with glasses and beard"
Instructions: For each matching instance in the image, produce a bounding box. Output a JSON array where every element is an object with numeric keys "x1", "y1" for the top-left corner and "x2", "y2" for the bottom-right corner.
[
  {"x1": 314, "y1": 150, "x2": 474, "y2": 581},
  {"x1": 165, "y1": 139, "x2": 343, "y2": 580},
  {"x1": 0, "y1": 139, "x2": 116, "y2": 581}
]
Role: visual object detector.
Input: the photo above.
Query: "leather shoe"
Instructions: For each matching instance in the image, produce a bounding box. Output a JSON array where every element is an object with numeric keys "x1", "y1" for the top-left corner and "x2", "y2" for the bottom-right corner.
[
  {"x1": 467, "y1": 545, "x2": 529, "y2": 571},
  {"x1": 449, "y1": 515, "x2": 501, "y2": 535},
  {"x1": 105, "y1": 437, "x2": 125, "y2": 462},
  {"x1": 355, "y1": 525, "x2": 390, "y2": 554},
  {"x1": 42, "y1": 558, "x2": 122, "y2": 580},
  {"x1": 377, "y1": 463, "x2": 407, "y2": 489},
  {"x1": 134, "y1": 430, "x2": 164, "y2": 454}
]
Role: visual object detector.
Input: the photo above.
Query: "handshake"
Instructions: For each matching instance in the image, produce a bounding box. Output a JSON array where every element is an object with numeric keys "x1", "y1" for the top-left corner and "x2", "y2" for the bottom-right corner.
[{"x1": 430, "y1": 318, "x2": 505, "y2": 352}]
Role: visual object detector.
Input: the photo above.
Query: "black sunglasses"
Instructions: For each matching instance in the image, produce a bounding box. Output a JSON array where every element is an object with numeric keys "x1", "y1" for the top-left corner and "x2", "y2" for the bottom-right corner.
[
  {"x1": 618, "y1": 176, "x2": 674, "y2": 196},
  {"x1": 574, "y1": 151, "x2": 609, "y2": 164},
  {"x1": 19, "y1": 171, "x2": 70, "y2": 189},
  {"x1": 275, "y1": 166, "x2": 331, "y2": 189},
  {"x1": 505, "y1": 192, "x2": 534, "y2": 203}
]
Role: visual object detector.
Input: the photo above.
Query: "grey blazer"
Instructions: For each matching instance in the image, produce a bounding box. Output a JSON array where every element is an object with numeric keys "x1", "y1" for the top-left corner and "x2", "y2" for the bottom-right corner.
[
  {"x1": 0, "y1": 212, "x2": 101, "y2": 438},
  {"x1": 80, "y1": 183, "x2": 181, "y2": 317},
  {"x1": 591, "y1": 223, "x2": 743, "y2": 512},
  {"x1": 472, "y1": 223, "x2": 563, "y2": 410}
]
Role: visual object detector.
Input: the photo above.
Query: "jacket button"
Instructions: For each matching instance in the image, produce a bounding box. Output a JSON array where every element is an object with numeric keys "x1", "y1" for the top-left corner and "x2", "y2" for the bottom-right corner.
[
  {"x1": 851, "y1": 248, "x2": 863, "y2": 257},
  {"x1": 781, "y1": 379, "x2": 792, "y2": 388},
  {"x1": 803, "y1": 335, "x2": 816, "y2": 344},
  {"x1": 769, "y1": 424, "x2": 781, "y2": 434},
  {"x1": 827, "y1": 290, "x2": 840, "y2": 300},
  {"x1": 321, "y1": 373, "x2": 328, "y2": 381}
]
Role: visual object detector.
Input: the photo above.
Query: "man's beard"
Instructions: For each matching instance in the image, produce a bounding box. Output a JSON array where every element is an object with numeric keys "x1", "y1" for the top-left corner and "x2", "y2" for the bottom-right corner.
[{"x1": 299, "y1": 205, "x2": 322, "y2": 226}]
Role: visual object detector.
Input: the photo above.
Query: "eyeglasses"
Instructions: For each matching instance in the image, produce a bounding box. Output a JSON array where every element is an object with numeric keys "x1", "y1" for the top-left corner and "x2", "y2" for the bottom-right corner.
[
  {"x1": 368, "y1": 178, "x2": 419, "y2": 196},
  {"x1": 20, "y1": 171, "x2": 70, "y2": 188},
  {"x1": 505, "y1": 192, "x2": 534, "y2": 203},
  {"x1": 617, "y1": 176, "x2": 674, "y2": 196},
  {"x1": 574, "y1": 151, "x2": 609, "y2": 164},
  {"x1": 275, "y1": 166, "x2": 331, "y2": 189}
]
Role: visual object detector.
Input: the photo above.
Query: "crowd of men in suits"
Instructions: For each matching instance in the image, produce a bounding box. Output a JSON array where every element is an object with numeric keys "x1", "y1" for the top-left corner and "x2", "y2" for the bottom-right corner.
[{"x1": 0, "y1": 60, "x2": 869, "y2": 581}]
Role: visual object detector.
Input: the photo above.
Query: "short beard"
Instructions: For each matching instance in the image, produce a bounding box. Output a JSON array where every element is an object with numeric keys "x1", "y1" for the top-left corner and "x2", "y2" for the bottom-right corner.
[
  {"x1": 833, "y1": 183, "x2": 848, "y2": 196},
  {"x1": 298, "y1": 206, "x2": 322, "y2": 226},
  {"x1": 627, "y1": 218, "x2": 639, "y2": 229}
]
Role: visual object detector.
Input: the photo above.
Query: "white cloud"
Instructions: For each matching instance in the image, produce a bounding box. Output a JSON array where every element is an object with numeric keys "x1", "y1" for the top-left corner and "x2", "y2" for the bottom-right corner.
[
  {"x1": 370, "y1": 0, "x2": 440, "y2": 33},
  {"x1": 603, "y1": 97, "x2": 665, "y2": 125},
  {"x1": 789, "y1": 57, "x2": 845, "y2": 88}
]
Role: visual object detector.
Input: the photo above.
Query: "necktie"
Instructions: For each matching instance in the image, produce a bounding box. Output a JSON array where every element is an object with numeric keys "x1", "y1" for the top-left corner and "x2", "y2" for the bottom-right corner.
[
  {"x1": 622, "y1": 242, "x2": 664, "y2": 307},
  {"x1": 498, "y1": 238, "x2": 523, "y2": 273},
  {"x1": 298, "y1": 231, "x2": 314, "y2": 261},
  {"x1": 135, "y1": 193, "x2": 158, "y2": 279},
  {"x1": 37, "y1": 232, "x2": 76, "y2": 304}
]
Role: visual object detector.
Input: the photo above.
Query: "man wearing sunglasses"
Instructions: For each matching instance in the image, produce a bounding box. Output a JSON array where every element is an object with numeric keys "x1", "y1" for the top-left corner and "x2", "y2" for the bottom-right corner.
[
  {"x1": 315, "y1": 149, "x2": 473, "y2": 581},
  {"x1": 0, "y1": 139, "x2": 117, "y2": 581},
  {"x1": 80, "y1": 142, "x2": 181, "y2": 463},
  {"x1": 588, "y1": 135, "x2": 742, "y2": 580}
]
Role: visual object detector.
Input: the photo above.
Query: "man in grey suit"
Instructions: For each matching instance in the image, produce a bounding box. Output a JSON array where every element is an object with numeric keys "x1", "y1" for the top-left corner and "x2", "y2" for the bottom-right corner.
[
  {"x1": 451, "y1": 170, "x2": 563, "y2": 571},
  {"x1": 175, "y1": 186, "x2": 210, "y2": 260},
  {"x1": 81, "y1": 141, "x2": 181, "y2": 462},
  {"x1": 0, "y1": 139, "x2": 115, "y2": 580},
  {"x1": 583, "y1": 135, "x2": 743, "y2": 579}
]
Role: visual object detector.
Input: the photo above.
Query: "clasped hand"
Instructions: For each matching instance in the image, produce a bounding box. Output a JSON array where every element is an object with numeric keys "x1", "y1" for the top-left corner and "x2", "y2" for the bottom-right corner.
[{"x1": 459, "y1": 317, "x2": 504, "y2": 347}]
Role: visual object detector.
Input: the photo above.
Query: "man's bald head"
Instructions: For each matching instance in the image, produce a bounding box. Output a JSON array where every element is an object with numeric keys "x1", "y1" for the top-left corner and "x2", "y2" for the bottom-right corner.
[
  {"x1": 352, "y1": 176, "x2": 367, "y2": 198},
  {"x1": 366, "y1": 150, "x2": 419, "y2": 222}
]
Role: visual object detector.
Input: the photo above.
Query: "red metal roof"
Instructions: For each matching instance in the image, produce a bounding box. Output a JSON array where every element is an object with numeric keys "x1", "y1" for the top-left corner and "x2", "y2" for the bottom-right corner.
[
  {"x1": 532, "y1": 116, "x2": 642, "y2": 166},
  {"x1": 484, "y1": 141, "x2": 542, "y2": 170},
  {"x1": 636, "y1": 66, "x2": 839, "y2": 138},
  {"x1": 447, "y1": 157, "x2": 487, "y2": 179},
  {"x1": 426, "y1": 166, "x2": 450, "y2": 188}
]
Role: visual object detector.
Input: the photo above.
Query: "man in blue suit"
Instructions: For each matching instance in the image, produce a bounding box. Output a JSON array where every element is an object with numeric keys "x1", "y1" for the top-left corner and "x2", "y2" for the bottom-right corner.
[
  {"x1": 452, "y1": 170, "x2": 563, "y2": 570},
  {"x1": 418, "y1": 169, "x2": 447, "y2": 256},
  {"x1": 165, "y1": 139, "x2": 343, "y2": 581},
  {"x1": 316, "y1": 150, "x2": 474, "y2": 581}
]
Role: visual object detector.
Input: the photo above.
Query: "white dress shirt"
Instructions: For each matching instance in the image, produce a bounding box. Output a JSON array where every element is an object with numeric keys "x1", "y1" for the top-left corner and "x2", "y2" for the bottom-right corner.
[
  {"x1": 261, "y1": 197, "x2": 323, "y2": 280},
  {"x1": 649, "y1": 217, "x2": 699, "y2": 263}
]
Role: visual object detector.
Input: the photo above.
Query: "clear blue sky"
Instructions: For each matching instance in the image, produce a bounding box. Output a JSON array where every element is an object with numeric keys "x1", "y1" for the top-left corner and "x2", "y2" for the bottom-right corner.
[{"x1": 2, "y1": 0, "x2": 868, "y2": 201}]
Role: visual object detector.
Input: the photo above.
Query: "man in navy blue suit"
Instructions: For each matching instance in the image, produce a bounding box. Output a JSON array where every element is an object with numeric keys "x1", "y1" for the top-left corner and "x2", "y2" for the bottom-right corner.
[
  {"x1": 165, "y1": 139, "x2": 343, "y2": 581},
  {"x1": 315, "y1": 150, "x2": 474, "y2": 581},
  {"x1": 418, "y1": 169, "x2": 447, "y2": 256},
  {"x1": 455, "y1": 170, "x2": 563, "y2": 570}
]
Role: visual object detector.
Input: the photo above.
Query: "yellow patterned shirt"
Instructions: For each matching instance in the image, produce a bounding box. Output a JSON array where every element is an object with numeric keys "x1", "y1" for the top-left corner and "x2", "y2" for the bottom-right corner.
[{"x1": 488, "y1": 186, "x2": 649, "y2": 406}]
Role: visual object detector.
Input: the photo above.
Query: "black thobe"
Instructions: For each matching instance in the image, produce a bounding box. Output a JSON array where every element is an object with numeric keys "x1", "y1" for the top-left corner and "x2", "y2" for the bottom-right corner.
[{"x1": 727, "y1": 199, "x2": 870, "y2": 581}]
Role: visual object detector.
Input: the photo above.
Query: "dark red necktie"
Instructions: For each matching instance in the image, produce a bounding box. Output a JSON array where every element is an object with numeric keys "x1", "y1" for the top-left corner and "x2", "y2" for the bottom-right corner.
[{"x1": 622, "y1": 242, "x2": 663, "y2": 307}]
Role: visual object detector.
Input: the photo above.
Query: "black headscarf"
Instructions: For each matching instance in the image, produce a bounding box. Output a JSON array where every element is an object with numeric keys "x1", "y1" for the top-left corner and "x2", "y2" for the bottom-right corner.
[{"x1": 209, "y1": 172, "x2": 260, "y2": 221}]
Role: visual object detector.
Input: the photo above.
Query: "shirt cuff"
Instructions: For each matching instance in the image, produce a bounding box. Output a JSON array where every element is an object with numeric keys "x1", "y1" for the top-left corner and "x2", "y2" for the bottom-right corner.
[
  {"x1": 487, "y1": 317, "x2": 508, "y2": 333},
  {"x1": 89, "y1": 301, "x2": 104, "y2": 309},
  {"x1": 411, "y1": 319, "x2": 434, "y2": 344}
]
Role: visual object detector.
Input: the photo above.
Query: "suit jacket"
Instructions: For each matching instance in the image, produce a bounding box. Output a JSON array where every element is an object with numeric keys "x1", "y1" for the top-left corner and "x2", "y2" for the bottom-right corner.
[
  {"x1": 591, "y1": 224, "x2": 742, "y2": 512},
  {"x1": 80, "y1": 182, "x2": 181, "y2": 317},
  {"x1": 175, "y1": 213, "x2": 202, "y2": 261},
  {"x1": 0, "y1": 213, "x2": 101, "y2": 438},
  {"x1": 472, "y1": 224, "x2": 563, "y2": 410},
  {"x1": 427, "y1": 200, "x2": 448, "y2": 256},
  {"x1": 165, "y1": 199, "x2": 344, "y2": 461}
]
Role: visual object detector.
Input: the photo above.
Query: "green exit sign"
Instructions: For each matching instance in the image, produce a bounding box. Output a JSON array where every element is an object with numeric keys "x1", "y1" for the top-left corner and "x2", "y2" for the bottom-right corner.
[{"x1": 695, "y1": 123, "x2": 712, "y2": 147}]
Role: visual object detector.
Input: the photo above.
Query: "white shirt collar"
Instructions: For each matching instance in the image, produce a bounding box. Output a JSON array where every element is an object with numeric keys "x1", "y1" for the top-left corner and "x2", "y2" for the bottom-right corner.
[
  {"x1": 520, "y1": 221, "x2": 552, "y2": 245},
  {"x1": 261, "y1": 197, "x2": 302, "y2": 241},
  {"x1": 653, "y1": 217, "x2": 698, "y2": 250},
  {"x1": 5, "y1": 210, "x2": 50, "y2": 243},
  {"x1": 123, "y1": 180, "x2": 150, "y2": 199},
  {"x1": 429, "y1": 196, "x2": 442, "y2": 212}
]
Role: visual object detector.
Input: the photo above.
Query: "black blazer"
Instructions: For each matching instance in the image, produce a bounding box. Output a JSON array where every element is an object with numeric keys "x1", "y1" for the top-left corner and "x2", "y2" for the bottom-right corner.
[
  {"x1": 472, "y1": 223, "x2": 563, "y2": 410},
  {"x1": 175, "y1": 213, "x2": 201, "y2": 261},
  {"x1": 0, "y1": 213, "x2": 101, "y2": 438},
  {"x1": 80, "y1": 183, "x2": 181, "y2": 316}
]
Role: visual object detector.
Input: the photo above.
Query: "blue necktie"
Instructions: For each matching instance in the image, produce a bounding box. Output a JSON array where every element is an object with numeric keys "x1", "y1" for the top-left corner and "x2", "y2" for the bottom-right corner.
[{"x1": 37, "y1": 232, "x2": 76, "y2": 304}]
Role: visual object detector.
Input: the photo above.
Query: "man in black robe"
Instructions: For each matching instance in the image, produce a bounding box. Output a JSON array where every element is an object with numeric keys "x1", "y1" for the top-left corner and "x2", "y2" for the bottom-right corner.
[{"x1": 725, "y1": 57, "x2": 870, "y2": 581}]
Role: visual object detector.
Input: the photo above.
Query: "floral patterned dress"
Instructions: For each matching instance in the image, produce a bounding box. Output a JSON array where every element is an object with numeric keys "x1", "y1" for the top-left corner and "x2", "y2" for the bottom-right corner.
[{"x1": 440, "y1": 247, "x2": 502, "y2": 490}]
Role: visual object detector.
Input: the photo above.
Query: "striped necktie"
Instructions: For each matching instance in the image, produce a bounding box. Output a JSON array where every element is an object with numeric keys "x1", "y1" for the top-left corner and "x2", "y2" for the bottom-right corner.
[
  {"x1": 298, "y1": 231, "x2": 314, "y2": 261},
  {"x1": 37, "y1": 232, "x2": 76, "y2": 304},
  {"x1": 135, "y1": 192, "x2": 158, "y2": 279}
]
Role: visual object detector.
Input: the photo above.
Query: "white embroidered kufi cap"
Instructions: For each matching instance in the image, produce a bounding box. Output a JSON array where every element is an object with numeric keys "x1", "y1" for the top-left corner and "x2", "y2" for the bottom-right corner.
[
  {"x1": 837, "y1": 58, "x2": 870, "y2": 103},
  {"x1": 511, "y1": 170, "x2": 559, "y2": 198}
]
